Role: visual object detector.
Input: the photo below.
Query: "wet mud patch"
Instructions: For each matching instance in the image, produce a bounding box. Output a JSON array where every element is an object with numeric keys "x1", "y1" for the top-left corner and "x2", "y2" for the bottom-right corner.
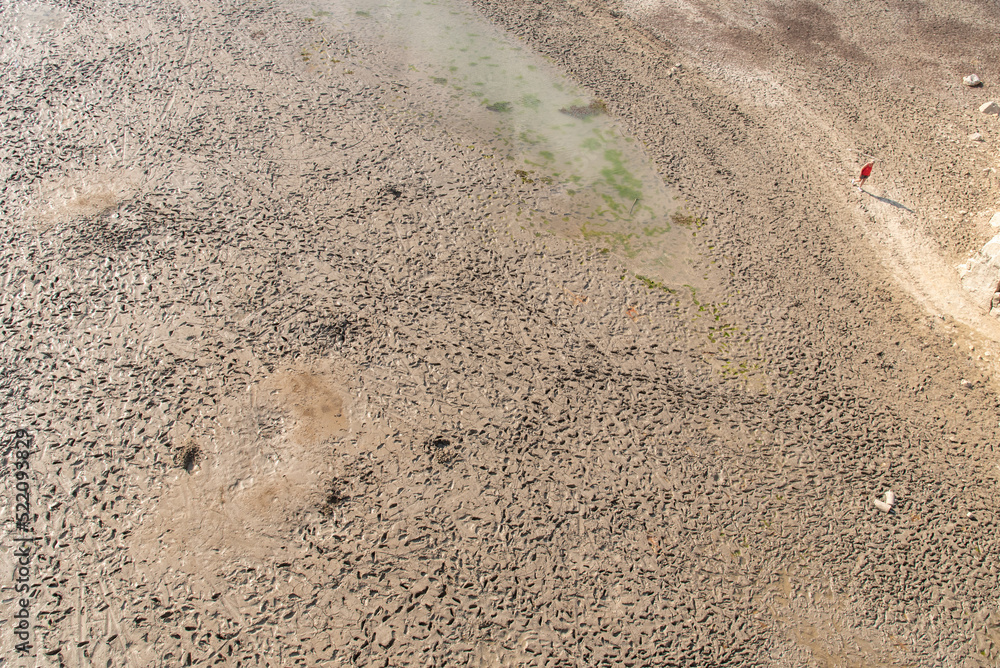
[
  {"x1": 133, "y1": 362, "x2": 355, "y2": 576},
  {"x1": 10, "y1": 3, "x2": 70, "y2": 31},
  {"x1": 265, "y1": 369, "x2": 349, "y2": 445},
  {"x1": 26, "y1": 168, "x2": 139, "y2": 230}
]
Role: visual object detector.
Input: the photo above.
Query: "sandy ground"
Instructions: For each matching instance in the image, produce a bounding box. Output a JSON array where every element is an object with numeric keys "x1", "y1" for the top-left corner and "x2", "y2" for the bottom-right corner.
[{"x1": 4, "y1": 0, "x2": 1000, "y2": 665}]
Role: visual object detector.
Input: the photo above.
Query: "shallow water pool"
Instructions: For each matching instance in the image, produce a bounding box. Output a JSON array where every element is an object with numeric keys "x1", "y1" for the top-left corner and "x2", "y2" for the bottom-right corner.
[{"x1": 302, "y1": 0, "x2": 699, "y2": 286}]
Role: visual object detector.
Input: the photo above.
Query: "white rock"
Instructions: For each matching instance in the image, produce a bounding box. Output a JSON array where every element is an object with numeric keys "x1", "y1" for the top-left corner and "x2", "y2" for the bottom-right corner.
[
  {"x1": 964, "y1": 74, "x2": 983, "y2": 87},
  {"x1": 979, "y1": 101, "x2": 1000, "y2": 115},
  {"x1": 957, "y1": 230, "x2": 1000, "y2": 305},
  {"x1": 969, "y1": 132, "x2": 984, "y2": 142},
  {"x1": 990, "y1": 212, "x2": 1000, "y2": 228}
]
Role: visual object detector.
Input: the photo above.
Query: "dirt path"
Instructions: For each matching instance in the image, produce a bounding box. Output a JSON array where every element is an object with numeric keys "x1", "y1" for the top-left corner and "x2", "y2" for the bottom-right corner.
[{"x1": 2, "y1": 0, "x2": 1000, "y2": 665}]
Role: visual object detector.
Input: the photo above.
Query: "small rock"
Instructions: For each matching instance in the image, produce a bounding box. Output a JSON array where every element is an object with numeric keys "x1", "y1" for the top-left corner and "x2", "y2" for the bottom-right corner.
[
  {"x1": 969, "y1": 132, "x2": 984, "y2": 142},
  {"x1": 979, "y1": 100, "x2": 1000, "y2": 115},
  {"x1": 960, "y1": 379, "x2": 973, "y2": 390},
  {"x1": 990, "y1": 212, "x2": 1000, "y2": 228},
  {"x1": 964, "y1": 74, "x2": 983, "y2": 87}
]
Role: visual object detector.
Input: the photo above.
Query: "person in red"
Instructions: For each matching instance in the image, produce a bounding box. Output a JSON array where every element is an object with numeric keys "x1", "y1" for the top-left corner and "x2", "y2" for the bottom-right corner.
[{"x1": 853, "y1": 161, "x2": 874, "y2": 191}]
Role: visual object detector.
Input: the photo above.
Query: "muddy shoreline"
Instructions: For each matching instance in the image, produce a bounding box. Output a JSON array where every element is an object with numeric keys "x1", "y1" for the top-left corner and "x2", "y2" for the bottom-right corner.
[{"x1": 2, "y1": 0, "x2": 1000, "y2": 664}]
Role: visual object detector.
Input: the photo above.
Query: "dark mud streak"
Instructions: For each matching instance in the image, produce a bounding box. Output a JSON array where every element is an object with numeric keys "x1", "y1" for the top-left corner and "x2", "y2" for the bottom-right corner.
[{"x1": 766, "y1": 1, "x2": 871, "y2": 64}]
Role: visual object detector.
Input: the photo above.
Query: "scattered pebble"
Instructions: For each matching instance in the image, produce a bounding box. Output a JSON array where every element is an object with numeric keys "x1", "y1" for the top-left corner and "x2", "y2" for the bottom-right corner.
[{"x1": 979, "y1": 100, "x2": 1000, "y2": 115}]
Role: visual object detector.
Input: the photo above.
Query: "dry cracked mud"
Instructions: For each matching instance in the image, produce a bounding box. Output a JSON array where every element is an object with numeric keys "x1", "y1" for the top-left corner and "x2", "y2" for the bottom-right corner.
[{"x1": 3, "y1": 0, "x2": 1000, "y2": 665}]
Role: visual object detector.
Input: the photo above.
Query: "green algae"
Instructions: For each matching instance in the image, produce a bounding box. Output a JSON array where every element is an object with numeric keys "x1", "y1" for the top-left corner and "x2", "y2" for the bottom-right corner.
[{"x1": 306, "y1": 0, "x2": 698, "y2": 292}]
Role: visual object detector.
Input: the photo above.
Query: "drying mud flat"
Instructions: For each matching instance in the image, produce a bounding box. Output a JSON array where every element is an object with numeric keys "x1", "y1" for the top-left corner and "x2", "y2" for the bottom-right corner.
[{"x1": 3, "y1": 0, "x2": 1000, "y2": 665}]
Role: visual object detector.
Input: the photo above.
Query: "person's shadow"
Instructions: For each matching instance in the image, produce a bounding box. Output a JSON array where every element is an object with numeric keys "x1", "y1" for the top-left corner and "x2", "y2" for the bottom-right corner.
[{"x1": 861, "y1": 189, "x2": 915, "y2": 213}]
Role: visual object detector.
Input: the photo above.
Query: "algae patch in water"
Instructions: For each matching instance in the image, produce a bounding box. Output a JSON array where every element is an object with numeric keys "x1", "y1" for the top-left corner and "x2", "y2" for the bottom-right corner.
[
  {"x1": 485, "y1": 101, "x2": 513, "y2": 112},
  {"x1": 670, "y1": 211, "x2": 704, "y2": 229},
  {"x1": 521, "y1": 94, "x2": 541, "y2": 110},
  {"x1": 559, "y1": 99, "x2": 608, "y2": 119},
  {"x1": 600, "y1": 150, "x2": 643, "y2": 208}
]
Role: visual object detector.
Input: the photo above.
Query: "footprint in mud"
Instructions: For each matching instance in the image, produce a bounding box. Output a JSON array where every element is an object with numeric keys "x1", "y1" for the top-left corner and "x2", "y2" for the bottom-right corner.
[{"x1": 424, "y1": 434, "x2": 461, "y2": 466}]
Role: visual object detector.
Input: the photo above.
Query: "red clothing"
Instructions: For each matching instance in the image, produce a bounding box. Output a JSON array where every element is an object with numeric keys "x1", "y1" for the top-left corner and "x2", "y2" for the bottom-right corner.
[{"x1": 859, "y1": 162, "x2": 874, "y2": 178}]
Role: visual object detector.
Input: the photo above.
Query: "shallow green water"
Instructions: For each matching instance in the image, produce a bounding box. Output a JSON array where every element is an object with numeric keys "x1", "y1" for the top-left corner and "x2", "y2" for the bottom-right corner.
[{"x1": 303, "y1": 0, "x2": 697, "y2": 285}]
